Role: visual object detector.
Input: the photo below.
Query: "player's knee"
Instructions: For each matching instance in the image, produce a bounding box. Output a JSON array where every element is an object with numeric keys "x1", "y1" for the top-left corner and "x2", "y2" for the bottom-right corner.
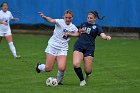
[
  {"x1": 73, "y1": 62, "x2": 80, "y2": 68},
  {"x1": 58, "y1": 67, "x2": 66, "y2": 72}
]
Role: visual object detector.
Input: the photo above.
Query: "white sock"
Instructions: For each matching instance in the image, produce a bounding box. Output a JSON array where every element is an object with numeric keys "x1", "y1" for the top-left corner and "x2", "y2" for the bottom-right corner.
[
  {"x1": 38, "y1": 64, "x2": 45, "y2": 71},
  {"x1": 57, "y1": 70, "x2": 64, "y2": 83},
  {"x1": 8, "y1": 42, "x2": 17, "y2": 57}
]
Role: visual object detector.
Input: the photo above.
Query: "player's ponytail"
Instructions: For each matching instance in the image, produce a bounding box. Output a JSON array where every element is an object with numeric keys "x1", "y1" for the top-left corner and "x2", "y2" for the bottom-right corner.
[
  {"x1": 1, "y1": 2, "x2": 8, "y2": 7},
  {"x1": 89, "y1": 11, "x2": 105, "y2": 20}
]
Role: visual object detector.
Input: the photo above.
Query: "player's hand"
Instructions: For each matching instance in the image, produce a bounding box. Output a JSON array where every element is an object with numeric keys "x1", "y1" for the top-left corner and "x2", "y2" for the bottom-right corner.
[
  {"x1": 38, "y1": 12, "x2": 46, "y2": 18},
  {"x1": 64, "y1": 32, "x2": 69, "y2": 36},
  {"x1": 79, "y1": 28, "x2": 85, "y2": 33},
  {"x1": 2, "y1": 21, "x2": 8, "y2": 26},
  {"x1": 63, "y1": 32, "x2": 69, "y2": 40},
  {"x1": 106, "y1": 35, "x2": 111, "y2": 40}
]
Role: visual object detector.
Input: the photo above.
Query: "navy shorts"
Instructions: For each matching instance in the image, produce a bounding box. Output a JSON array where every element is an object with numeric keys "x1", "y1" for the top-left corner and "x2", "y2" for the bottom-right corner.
[{"x1": 74, "y1": 47, "x2": 94, "y2": 57}]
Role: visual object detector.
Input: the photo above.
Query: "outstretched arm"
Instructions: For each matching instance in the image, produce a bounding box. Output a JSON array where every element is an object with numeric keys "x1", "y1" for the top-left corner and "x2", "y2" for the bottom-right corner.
[
  {"x1": 38, "y1": 12, "x2": 56, "y2": 24},
  {"x1": 65, "y1": 31, "x2": 79, "y2": 37},
  {"x1": 11, "y1": 18, "x2": 19, "y2": 21},
  {"x1": 100, "y1": 33, "x2": 111, "y2": 40}
]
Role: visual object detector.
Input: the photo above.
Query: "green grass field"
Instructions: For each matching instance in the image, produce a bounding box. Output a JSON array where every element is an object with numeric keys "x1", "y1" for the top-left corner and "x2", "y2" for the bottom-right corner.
[{"x1": 0, "y1": 34, "x2": 140, "y2": 93}]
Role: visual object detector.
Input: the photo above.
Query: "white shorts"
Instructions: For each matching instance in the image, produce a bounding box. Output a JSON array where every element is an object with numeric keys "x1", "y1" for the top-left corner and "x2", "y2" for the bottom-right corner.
[
  {"x1": 45, "y1": 45, "x2": 67, "y2": 56},
  {"x1": 0, "y1": 31, "x2": 12, "y2": 37}
]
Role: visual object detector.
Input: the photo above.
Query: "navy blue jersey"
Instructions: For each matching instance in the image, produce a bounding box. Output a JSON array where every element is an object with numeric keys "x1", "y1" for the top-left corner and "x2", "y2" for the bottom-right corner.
[{"x1": 74, "y1": 22, "x2": 103, "y2": 50}]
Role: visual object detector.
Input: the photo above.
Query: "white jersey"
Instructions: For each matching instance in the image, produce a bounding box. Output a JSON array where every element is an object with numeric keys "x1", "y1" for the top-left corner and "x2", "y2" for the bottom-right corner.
[
  {"x1": 0, "y1": 10, "x2": 13, "y2": 32},
  {"x1": 48, "y1": 19, "x2": 78, "y2": 50}
]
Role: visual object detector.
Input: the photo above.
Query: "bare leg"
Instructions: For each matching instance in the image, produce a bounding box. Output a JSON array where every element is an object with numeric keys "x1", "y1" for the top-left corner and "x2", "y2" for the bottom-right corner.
[
  {"x1": 56, "y1": 55, "x2": 67, "y2": 83},
  {"x1": 73, "y1": 51, "x2": 86, "y2": 86},
  {"x1": 84, "y1": 56, "x2": 93, "y2": 81},
  {"x1": 45, "y1": 53, "x2": 56, "y2": 72},
  {"x1": 5, "y1": 35, "x2": 13, "y2": 43},
  {"x1": 37, "y1": 53, "x2": 56, "y2": 73},
  {"x1": 73, "y1": 51, "x2": 83, "y2": 68},
  {"x1": 84, "y1": 56, "x2": 93, "y2": 75}
]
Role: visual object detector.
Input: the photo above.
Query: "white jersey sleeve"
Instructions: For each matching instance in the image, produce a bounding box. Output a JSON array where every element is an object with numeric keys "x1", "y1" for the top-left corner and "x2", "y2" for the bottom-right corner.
[
  {"x1": 9, "y1": 11, "x2": 13, "y2": 19},
  {"x1": 70, "y1": 24, "x2": 78, "y2": 33},
  {"x1": 55, "y1": 19, "x2": 64, "y2": 27}
]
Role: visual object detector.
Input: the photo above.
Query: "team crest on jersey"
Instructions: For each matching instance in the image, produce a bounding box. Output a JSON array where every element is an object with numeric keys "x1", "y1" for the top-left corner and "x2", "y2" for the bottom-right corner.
[
  {"x1": 92, "y1": 26, "x2": 97, "y2": 29},
  {"x1": 63, "y1": 29, "x2": 68, "y2": 32}
]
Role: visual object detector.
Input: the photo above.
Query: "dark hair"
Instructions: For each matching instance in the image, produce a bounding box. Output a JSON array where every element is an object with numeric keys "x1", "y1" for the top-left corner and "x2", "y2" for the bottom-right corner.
[
  {"x1": 89, "y1": 11, "x2": 105, "y2": 20},
  {"x1": 1, "y1": 2, "x2": 8, "y2": 7},
  {"x1": 64, "y1": 10, "x2": 73, "y2": 17}
]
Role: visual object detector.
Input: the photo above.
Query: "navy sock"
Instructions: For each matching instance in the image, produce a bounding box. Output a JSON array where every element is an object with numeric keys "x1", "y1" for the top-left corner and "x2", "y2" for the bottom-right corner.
[
  {"x1": 86, "y1": 72, "x2": 91, "y2": 76},
  {"x1": 74, "y1": 67, "x2": 84, "y2": 81}
]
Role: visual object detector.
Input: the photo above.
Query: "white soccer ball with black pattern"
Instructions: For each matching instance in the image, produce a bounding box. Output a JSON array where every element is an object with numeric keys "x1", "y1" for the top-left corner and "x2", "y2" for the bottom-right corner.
[{"x1": 46, "y1": 77, "x2": 58, "y2": 87}]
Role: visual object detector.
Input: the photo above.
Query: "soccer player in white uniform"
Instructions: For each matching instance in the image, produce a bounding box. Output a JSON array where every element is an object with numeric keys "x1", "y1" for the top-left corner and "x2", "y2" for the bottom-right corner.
[
  {"x1": 36, "y1": 10, "x2": 79, "y2": 85},
  {"x1": 0, "y1": 2, "x2": 20, "y2": 58}
]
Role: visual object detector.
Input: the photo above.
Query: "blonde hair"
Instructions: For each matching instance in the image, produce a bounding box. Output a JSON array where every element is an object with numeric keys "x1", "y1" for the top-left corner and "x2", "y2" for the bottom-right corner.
[{"x1": 64, "y1": 10, "x2": 73, "y2": 17}]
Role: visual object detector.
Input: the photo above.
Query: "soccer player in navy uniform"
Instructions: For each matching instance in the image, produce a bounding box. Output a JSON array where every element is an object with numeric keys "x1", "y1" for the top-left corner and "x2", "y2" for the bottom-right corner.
[{"x1": 72, "y1": 11, "x2": 111, "y2": 86}]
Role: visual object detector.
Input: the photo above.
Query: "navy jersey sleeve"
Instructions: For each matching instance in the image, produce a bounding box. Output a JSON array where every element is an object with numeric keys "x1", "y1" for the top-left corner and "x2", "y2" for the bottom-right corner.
[{"x1": 97, "y1": 26, "x2": 104, "y2": 36}]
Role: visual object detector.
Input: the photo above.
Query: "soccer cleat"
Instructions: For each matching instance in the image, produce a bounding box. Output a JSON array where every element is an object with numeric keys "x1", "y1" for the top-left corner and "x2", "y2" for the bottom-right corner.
[
  {"x1": 15, "y1": 55, "x2": 21, "y2": 59},
  {"x1": 58, "y1": 82, "x2": 63, "y2": 85},
  {"x1": 36, "y1": 63, "x2": 41, "y2": 73},
  {"x1": 80, "y1": 80, "x2": 86, "y2": 86}
]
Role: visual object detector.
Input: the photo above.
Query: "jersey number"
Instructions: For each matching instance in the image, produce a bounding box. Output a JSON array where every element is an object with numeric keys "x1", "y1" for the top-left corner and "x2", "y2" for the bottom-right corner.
[{"x1": 84, "y1": 27, "x2": 91, "y2": 34}]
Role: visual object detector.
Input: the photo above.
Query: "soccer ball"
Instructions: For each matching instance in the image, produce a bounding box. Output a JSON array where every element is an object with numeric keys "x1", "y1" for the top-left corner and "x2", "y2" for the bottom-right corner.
[{"x1": 46, "y1": 77, "x2": 58, "y2": 87}]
